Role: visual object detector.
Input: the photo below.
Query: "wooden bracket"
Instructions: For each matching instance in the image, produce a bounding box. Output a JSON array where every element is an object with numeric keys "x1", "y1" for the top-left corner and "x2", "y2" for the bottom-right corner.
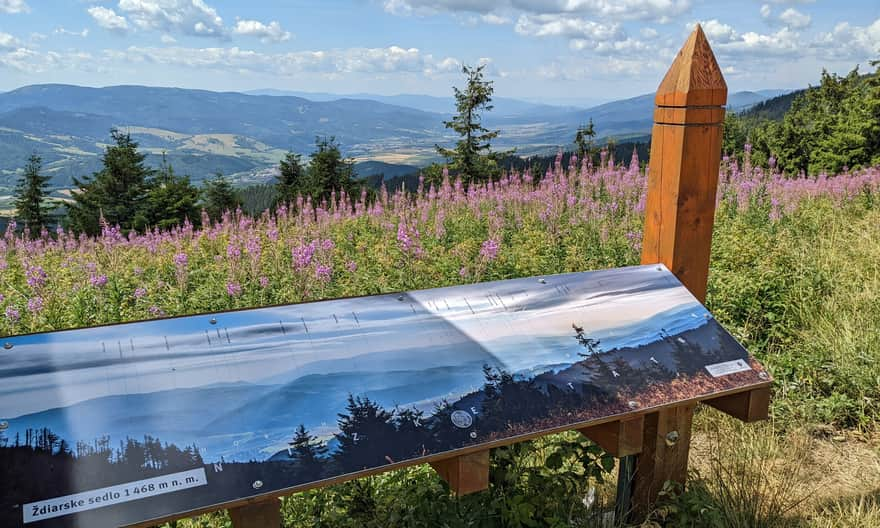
[
  {"x1": 704, "y1": 387, "x2": 770, "y2": 422},
  {"x1": 429, "y1": 450, "x2": 490, "y2": 496},
  {"x1": 229, "y1": 499, "x2": 282, "y2": 528},
  {"x1": 579, "y1": 416, "x2": 645, "y2": 457},
  {"x1": 631, "y1": 403, "x2": 695, "y2": 518}
]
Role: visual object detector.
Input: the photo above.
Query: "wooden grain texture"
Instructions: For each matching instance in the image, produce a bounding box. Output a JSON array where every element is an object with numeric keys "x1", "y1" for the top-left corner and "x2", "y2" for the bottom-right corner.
[
  {"x1": 228, "y1": 500, "x2": 282, "y2": 528},
  {"x1": 641, "y1": 23, "x2": 727, "y2": 304},
  {"x1": 579, "y1": 416, "x2": 644, "y2": 457},
  {"x1": 633, "y1": 24, "x2": 728, "y2": 519},
  {"x1": 429, "y1": 450, "x2": 491, "y2": 496},
  {"x1": 704, "y1": 386, "x2": 771, "y2": 422},
  {"x1": 631, "y1": 404, "x2": 695, "y2": 518}
]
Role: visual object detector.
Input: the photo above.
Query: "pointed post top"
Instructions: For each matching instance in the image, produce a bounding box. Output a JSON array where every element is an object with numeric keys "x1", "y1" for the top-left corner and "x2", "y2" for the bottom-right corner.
[{"x1": 655, "y1": 24, "x2": 727, "y2": 107}]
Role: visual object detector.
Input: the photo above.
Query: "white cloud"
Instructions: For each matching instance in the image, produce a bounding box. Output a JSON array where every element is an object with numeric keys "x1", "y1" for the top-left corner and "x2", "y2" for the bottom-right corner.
[
  {"x1": 514, "y1": 14, "x2": 623, "y2": 40},
  {"x1": 116, "y1": 0, "x2": 225, "y2": 37},
  {"x1": 55, "y1": 27, "x2": 91, "y2": 38},
  {"x1": 760, "y1": 4, "x2": 771, "y2": 19},
  {"x1": 0, "y1": 32, "x2": 23, "y2": 51},
  {"x1": 385, "y1": 0, "x2": 690, "y2": 22},
  {"x1": 690, "y1": 19, "x2": 738, "y2": 44},
  {"x1": 88, "y1": 6, "x2": 130, "y2": 32},
  {"x1": 778, "y1": 7, "x2": 810, "y2": 29},
  {"x1": 814, "y1": 18, "x2": 880, "y2": 61},
  {"x1": 160, "y1": 34, "x2": 177, "y2": 44},
  {"x1": 0, "y1": 0, "x2": 29, "y2": 14},
  {"x1": 232, "y1": 19, "x2": 292, "y2": 43},
  {"x1": 481, "y1": 13, "x2": 511, "y2": 25},
  {"x1": 111, "y1": 44, "x2": 468, "y2": 78},
  {"x1": 640, "y1": 27, "x2": 658, "y2": 39},
  {"x1": 0, "y1": 48, "x2": 96, "y2": 74},
  {"x1": 716, "y1": 27, "x2": 802, "y2": 58}
]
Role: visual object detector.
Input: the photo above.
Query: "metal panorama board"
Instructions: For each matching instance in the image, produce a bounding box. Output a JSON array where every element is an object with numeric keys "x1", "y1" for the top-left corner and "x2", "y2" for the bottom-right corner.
[{"x1": 0, "y1": 264, "x2": 770, "y2": 527}]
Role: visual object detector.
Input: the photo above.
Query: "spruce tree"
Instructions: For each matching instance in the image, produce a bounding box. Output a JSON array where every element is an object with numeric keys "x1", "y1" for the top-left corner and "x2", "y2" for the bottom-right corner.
[
  {"x1": 435, "y1": 64, "x2": 507, "y2": 184},
  {"x1": 144, "y1": 154, "x2": 201, "y2": 230},
  {"x1": 200, "y1": 172, "x2": 241, "y2": 221},
  {"x1": 307, "y1": 136, "x2": 361, "y2": 205},
  {"x1": 574, "y1": 119, "x2": 596, "y2": 162},
  {"x1": 275, "y1": 151, "x2": 305, "y2": 207},
  {"x1": 13, "y1": 154, "x2": 53, "y2": 232},
  {"x1": 288, "y1": 424, "x2": 327, "y2": 478},
  {"x1": 67, "y1": 129, "x2": 153, "y2": 235}
]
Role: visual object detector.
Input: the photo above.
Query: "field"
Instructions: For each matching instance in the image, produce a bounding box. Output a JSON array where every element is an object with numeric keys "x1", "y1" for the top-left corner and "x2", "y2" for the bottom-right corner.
[{"x1": 1, "y1": 150, "x2": 879, "y2": 526}]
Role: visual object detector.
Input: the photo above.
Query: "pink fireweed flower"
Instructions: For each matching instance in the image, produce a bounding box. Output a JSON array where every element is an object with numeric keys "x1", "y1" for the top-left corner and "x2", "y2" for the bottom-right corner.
[
  {"x1": 321, "y1": 239, "x2": 335, "y2": 251},
  {"x1": 5, "y1": 306, "x2": 20, "y2": 322},
  {"x1": 148, "y1": 305, "x2": 164, "y2": 317},
  {"x1": 134, "y1": 287, "x2": 147, "y2": 299},
  {"x1": 291, "y1": 241, "x2": 316, "y2": 271},
  {"x1": 346, "y1": 260, "x2": 358, "y2": 273},
  {"x1": 27, "y1": 296, "x2": 43, "y2": 314},
  {"x1": 480, "y1": 239, "x2": 499, "y2": 261},
  {"x1": 315, "y1": 264, "x2": 332, "y2": 283},
  {"x1": 173, "y1": 252, "x2": 188, "y2": 268},
  {"x1": 89, "y1": 274, "x2": 108, "y2": 288},
  {"x1": 25, "y1": 265, "x2": 47, "y2": 289},
  {"x1": 226, "y1": 282, "x2": 242, "y2": 297},
  {"x1": 259, "y1": 276, "x2": 270, "y2": 288}
]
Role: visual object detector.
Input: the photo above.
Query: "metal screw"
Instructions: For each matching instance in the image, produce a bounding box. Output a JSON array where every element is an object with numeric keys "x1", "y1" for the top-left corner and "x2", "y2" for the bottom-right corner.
[
  {"x1": 3, "y1": 342, "x2": 12, "y2": 350},
  {"x1": 758, "y1": 371, "x2": 769, "y2": 380},
  {"x1": 656, "y1": 266, "x2": 662, "y2": 271},
  {"x1": 469, "y1": 431, "x2": 478, "y2": 439},
  {"x1": 252, "y1": 480, "x2": 263, "y2": 490},
  {"x1": 209, "y1": 318, "x2": 217, "y2": 325},
  {"x1": 0, "y1": 421, "x2": 8, "y2": 430},
  {"x1": 665, "y1": 431, "x2": 680, "y2": 447},
  {"x1": 397, "y1": 295, "x2": 404, "y2": 301},
  {"x1": 538, "y1": 278, "x2": 547, "y2": 284},
  {"x1": 628, "y1": 400, "x2": 640, "y2": 410}
]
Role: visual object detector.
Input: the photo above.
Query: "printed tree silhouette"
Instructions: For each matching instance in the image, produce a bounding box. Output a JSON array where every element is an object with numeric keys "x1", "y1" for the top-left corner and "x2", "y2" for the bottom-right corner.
[
  {"x1": 334, "y1": 395, "x2": 398, "y2": 471},
  {"x1": 288, "y1": 424, "x2": 328, "y2": 479}
]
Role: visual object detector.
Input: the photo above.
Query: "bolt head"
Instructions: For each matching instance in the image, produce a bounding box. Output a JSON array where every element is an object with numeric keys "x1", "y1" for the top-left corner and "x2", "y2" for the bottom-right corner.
[
  {"x1": 628, "y1": 401, "x2": 640, "y2": 409},
  {"x1": 538, "y1": 278, "x2": 547, "y2": 284},
  {"x1": 469, "y1": 431, "x2": 478, "y2": 439},
  {"x1": 665, "y1": 431, "x2": 680, "y2": 446},
  {"x1": 252, "y1": 480, "x2": 263, "y2": 490},
  {"x1": 3, "y1": 342, "x2": 12, "y2": 350},
  {"x1": 209, "y1": 318, "x2": 217, "y2": 325}
]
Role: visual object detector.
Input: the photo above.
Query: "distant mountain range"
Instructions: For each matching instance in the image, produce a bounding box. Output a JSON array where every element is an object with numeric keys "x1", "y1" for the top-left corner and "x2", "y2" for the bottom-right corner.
[{"x1": 0, "y1": 84, "x2": 790, "y2": 201}]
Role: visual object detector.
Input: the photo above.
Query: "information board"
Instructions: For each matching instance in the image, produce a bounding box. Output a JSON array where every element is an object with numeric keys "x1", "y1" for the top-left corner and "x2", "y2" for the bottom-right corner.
[{"x1": 0, "y1": 264, "x2": 769, "y2": 527}]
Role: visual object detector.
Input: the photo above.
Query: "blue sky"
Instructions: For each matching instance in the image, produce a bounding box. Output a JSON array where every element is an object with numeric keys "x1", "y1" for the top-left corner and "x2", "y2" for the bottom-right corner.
[{"x1": 0, "y1": 0, "x2": 878, "y2": 103}]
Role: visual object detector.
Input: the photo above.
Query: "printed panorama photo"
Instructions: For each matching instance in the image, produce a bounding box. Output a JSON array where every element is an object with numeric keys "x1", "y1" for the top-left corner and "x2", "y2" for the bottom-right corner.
[{"x1": 0, "y1": 264, "x2": 768, "y2": 527}]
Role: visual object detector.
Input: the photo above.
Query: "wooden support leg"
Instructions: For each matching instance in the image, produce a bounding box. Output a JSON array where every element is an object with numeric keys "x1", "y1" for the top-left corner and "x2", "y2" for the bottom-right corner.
[
  {"x1": 228, "y1": 499, "x2": 282, "y2": 528},
  {"x1": 631, "y1": 404, "x2": 695, "y2": 519},
  {"x1": 429, "y1": 450, "x2": 490, "y2": 496},
  {"x1": 579, "y1": 416, "x2": 644, "y2": 457},
  {"x1": 704, "y1": 387, "x2": 770, "y2": 423}
]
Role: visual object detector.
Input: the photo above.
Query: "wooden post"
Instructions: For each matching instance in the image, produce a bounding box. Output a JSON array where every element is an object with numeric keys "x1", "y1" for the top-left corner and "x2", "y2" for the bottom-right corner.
[
  {"x1": 229, "y1": 500, "x2": 282, "y2": 528},
  {"x1": 641, "y1": 23, "x2": 727, "y2": 304},
  {"x1": 429, "y1": 450, "x2": 491, "y2": 496},
  {"x1": 631, "y1": 24, "x2": 728, "y2": 518}
]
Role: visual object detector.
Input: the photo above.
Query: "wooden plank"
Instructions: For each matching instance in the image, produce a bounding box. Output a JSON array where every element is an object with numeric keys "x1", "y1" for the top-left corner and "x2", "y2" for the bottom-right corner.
[
  {"x1": 704, "y1": 386, "x2": 771, "y2": 422},
  {"x1": 228, "y1": 500, "x2": 281, "y2": 528},
  {"x1": 631, "y1": 404, "x2": 695, "y2": 518},
  {"x1": 579, "y1": 415, "x2": 644, "y2": 457},
  {"x1": 429, "y1": 450, "x2": 490, "y2": 496}
]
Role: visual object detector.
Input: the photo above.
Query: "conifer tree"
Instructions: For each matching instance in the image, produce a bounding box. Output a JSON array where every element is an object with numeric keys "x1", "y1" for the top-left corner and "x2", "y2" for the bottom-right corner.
[
  {"x1": 436, "y1": 64, "x2": 507, "y2": 184},
  {"x1": 200, "y1": 172, "x2": 241, "y2": 221},
  {"x1": 307, "y1": 137, "x2": 361, "y2": 205},
  {"x1": 275, "y1": 151, "x2": 305, "y2": 207},
  {"x1": 67, "y1": 129, "x2": 153, "y2": 235},
  {"x1": 144, "y1": 154, "x2": 201, "y2": 230},
  {"x1": 13, "y1": 153, "x2": 53, "y2": 232},
  {"x1": 574, "y1": 119, "x2": 596, "y2": 162},
  {"x1": 288, "y1": 424, "x2": 327, "y2": 477}
]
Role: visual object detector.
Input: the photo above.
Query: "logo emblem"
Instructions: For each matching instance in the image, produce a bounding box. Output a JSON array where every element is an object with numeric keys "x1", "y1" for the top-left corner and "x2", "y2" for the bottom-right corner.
[{"x1": 450, "y1": 410, "x2": 473, "y2": 429}]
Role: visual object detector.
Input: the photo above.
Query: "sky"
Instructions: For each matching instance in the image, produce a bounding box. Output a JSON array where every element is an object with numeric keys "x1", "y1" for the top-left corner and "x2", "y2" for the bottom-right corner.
[
  {"x1": 0, "y1": 1, "x2": 877, "y2": 107},
  {"x1": 0, "y1": 264, "x2": 704, "y2": 418}
]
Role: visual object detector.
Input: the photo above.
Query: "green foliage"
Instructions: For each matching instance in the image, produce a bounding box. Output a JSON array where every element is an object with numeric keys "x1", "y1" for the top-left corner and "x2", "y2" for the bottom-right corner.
[
  {"x1": 436, "y1": 65, "x2": 508, "y2": 185},
  {"x1": 144, "y1": 154, "x2": 201, "y2": 230},
  {"x1": 276, "y1": 152, "x2": 306, "y2": 207},
  {"x1": 67, "y1": 129, "x2": 154, "y2": 235},
  {"x1": 13, "y1": 153, "x2": 54, "y2": 232},
  {"x1": 305, "y1": 136, "x2": 363, "y2": 205},
  {"x1": 575, "y1": 120, "x2": 597, "y2": 161},
  {"x1": 239, "y1": 183, "x2": 278, "y2": 217},
  {"x1": 200, "y1": 172, "x2": 242, "y2": 221},
  {"x1": 728, "y1": 65, "x2": 880, "y2": 175}
]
